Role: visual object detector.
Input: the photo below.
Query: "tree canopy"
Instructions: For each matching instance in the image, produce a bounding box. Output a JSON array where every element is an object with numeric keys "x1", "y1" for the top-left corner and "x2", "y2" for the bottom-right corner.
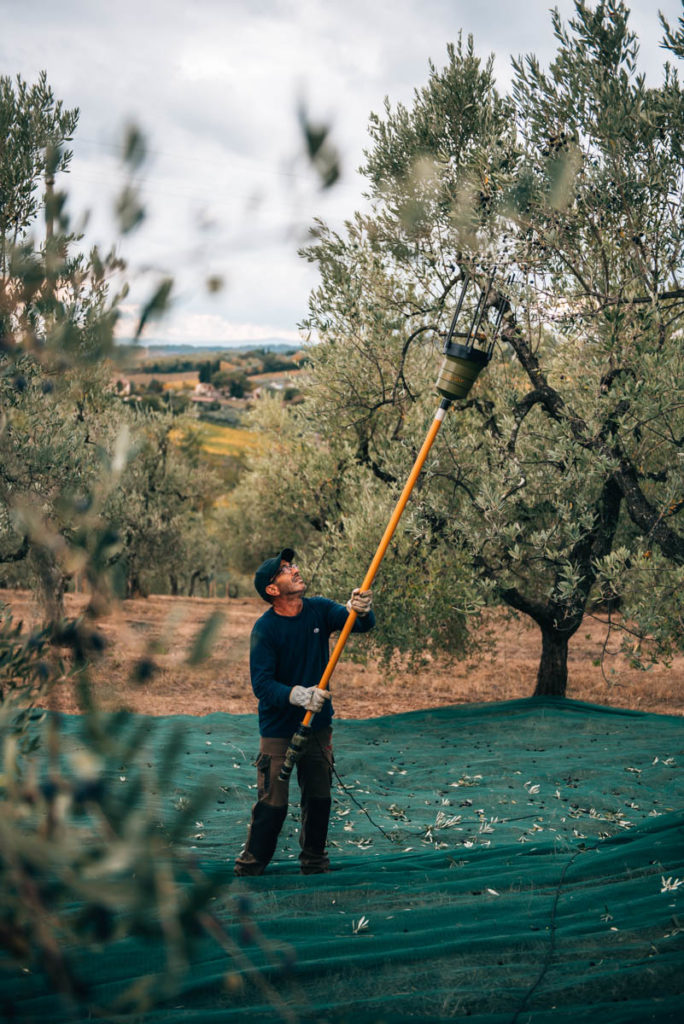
[
  {"x1": 228, "y1": 1, "x2": 684, "y2": 695},
  {"x1": 0, "y1": 71, "x2": 78, "y2": 274},
  {"x1": 0, "y1": 72, "x2": 234, "y2": 613}
]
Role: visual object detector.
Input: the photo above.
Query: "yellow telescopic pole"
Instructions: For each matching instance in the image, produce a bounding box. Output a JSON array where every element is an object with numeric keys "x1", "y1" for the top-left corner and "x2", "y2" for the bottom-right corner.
[{"x1": 279, "y1": 397, "x2": 451, "y2": 780}]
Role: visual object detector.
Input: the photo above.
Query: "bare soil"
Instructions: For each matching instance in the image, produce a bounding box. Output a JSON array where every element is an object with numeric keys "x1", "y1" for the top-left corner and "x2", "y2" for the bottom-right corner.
[{"x1": 3, "y1": 589, "x2": 682, "y2": 718}]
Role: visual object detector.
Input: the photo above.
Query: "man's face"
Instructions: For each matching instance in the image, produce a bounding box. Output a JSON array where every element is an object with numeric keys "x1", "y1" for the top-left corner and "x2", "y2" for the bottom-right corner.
[{"x1": 270, "y1": 560, "x2": 306, "y2": 597}]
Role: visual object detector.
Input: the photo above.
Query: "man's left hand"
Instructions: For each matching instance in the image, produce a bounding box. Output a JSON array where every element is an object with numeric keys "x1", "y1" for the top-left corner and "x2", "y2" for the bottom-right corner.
[{"x1": 346, "y1": 588, "x2": 372, "y2": 617}]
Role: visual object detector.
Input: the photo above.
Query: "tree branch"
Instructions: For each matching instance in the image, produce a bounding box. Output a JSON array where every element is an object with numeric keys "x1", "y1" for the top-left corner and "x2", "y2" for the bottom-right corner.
[
  {"x1": 355, "y1": 436, "x2": 397, "y2": 484},
  {"x1": 497, "y1": 583, "x2": 553, "y2": 628},
  {"x1": 507, "y1": 389, "x2": 547, "y2": 454},
  {"x1": 607, "y1": 287, "x2": 684, "y2": 307},
  {"x1": 615, "y1": 451, "x2": 684, "y2": 564},
  {"x1": 394, "y1": 323, "x2": 438, "y2": 403},
  {"x1": 499, "y1": 314, "x2": 585, "y2": 434}
]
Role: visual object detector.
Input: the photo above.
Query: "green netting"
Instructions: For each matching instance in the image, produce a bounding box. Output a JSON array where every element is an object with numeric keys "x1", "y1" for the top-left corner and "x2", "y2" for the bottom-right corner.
[{"x1": 3, "y1": 698, "x2": 684, "y2": 1022}]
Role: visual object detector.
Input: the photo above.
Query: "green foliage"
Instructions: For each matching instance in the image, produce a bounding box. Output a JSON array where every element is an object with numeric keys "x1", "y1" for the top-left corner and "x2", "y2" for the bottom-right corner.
[
  {"x1": 105, "y1": 413, "x2": 225, "y2": 598},
  {"x1": 138, "y1": 348, "x2": 298, "y2": 377},
  {"x1": 0, "y1": 71, "x2": 253, "y2": 1017},
  {"x1": 223, "y1": 395, "x2": 354, "y2": 573},
  {"x1": 135, "y1": 277, "x2": 174, "y2": 339},
  {"x1": 211, "y1": 367, "x2": 252, "y2": 397},
  {"x1": 255, "y1": 348, "x2": 300, "y2": 373},
  {"x1": 187, "y1": 609, "x2": 225, "y2": 665},
  {"x1": 0, "y1": 72, "x2": 78, "y2": 274},
  {"x1": 0, "y1": 358, "x2": 114, "y2": 616},
  {"x1": 198, "y1": 358, "x2": 219, "y2": 382},
  {"x1": 233, "y1": 2, "x2": 684, "y2": 696},
  {"x1": 141, "y1": 354, "x2": 209, "y2": 374}
]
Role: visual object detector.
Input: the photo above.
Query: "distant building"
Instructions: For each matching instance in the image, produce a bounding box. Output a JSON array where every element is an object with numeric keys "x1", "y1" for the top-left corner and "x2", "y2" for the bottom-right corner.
[
  {"x1": 193, "y1": 382, "x2": 221, "y2": 402},
  {"x1": 111, "y1": 375, "x2": 131, "y2": 396}
]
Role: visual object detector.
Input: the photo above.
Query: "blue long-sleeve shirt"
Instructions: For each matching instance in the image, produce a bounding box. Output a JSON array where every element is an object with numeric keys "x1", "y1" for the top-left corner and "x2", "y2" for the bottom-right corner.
[{"x1": 249, "y1": 597, "x2": 376, "y2": 737}]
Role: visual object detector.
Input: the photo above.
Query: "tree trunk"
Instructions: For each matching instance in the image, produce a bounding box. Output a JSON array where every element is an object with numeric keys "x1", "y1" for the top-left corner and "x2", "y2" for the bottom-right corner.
[
  {"x1": 535, "y1": 625, "x2": 569, "y2": 696},
  {"x1": 29, "y1": 546, "x2": 66, "y2": 623},
  {"x1": 127, "y1": 570, "x2": 148, "y2": 599}
]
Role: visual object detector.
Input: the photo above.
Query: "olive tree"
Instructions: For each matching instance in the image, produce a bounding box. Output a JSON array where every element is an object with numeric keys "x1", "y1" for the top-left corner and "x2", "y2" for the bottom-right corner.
[
  {"x1": 231, "y1": 2, "x2": 684, "y2": 695},
  {"x1": 0, "y1": 73, "x2": 229, "y2": 615},
  {"x1": 105, "y1": 414, "x2": 224, "y2": 598},
  {"x1": 0, "y1": 71, "x2": 78, "y2": 275},
  {"x1": 0, "y1": 72, "x2": 131, "y2": 617}
]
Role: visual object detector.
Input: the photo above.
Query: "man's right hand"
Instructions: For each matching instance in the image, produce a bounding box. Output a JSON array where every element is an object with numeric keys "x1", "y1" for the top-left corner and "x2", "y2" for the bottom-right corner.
[{"x1": 289, "y1": 685, "x2": 331, "y2": 713}]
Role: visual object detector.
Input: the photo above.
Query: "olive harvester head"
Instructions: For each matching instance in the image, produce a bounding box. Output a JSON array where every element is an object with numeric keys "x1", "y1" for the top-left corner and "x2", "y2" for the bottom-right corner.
[
  {"x1": 436, "y1": 340, "x2": 490, "y2": 401},
  {"x1": 435, "y1": 267, "x2": 510, "y2": 401}
]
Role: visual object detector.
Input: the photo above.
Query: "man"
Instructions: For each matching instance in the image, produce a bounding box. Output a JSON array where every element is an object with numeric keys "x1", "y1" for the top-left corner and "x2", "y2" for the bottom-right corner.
[{"x1": 234, "y1": 547, "x2": 374, "y2": 876}]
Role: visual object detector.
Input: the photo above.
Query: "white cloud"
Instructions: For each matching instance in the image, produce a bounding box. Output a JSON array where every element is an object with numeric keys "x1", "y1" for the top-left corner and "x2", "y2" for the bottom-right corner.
[
  {"x1": 116, "y1": 301, "x2": 307, "y2": 346},
  {"x1": 155, "y1": 313, "x2": 304, "y2": 345}
]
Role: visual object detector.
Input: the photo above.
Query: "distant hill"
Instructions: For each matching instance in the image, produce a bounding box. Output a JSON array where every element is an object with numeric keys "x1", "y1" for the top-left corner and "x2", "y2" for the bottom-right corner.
[{"x1": 119, "y1": 341, "x2": 303, "y2": 357}]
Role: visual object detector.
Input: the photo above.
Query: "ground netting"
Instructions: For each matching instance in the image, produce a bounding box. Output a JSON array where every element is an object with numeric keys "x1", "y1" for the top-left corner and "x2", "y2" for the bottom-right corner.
[{"x1": 3, "y1": 697, "x2": 684, "y2": 1022}]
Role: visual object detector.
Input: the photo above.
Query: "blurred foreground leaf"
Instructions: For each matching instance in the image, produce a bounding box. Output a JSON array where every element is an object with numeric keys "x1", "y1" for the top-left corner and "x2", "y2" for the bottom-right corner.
[{"x1": 187, "y1": 610, "x2": 224, "y2": 665}]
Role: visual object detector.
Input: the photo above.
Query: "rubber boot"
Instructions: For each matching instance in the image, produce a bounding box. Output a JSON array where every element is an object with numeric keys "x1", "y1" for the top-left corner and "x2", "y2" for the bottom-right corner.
[
  {"x1": 235, "y1": 802, "x2": 287, "y2": 876},
  {"x1": 299, "y1": 796, "x2": 331, "y2": 874}
]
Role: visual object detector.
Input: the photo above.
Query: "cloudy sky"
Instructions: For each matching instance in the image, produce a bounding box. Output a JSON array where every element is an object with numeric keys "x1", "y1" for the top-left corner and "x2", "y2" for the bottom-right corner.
[{"x1": 2, "y1": 0, "x2": 681, "y2": 347}]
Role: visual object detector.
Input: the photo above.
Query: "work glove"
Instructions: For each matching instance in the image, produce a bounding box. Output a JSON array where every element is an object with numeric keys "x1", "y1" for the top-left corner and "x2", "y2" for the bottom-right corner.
[
  {"x1": 289, "y1": 685, "x2": 331, "y2": 713},
  {"x1": 346, "y1": 588, "x2": 373, "y2": 617}
]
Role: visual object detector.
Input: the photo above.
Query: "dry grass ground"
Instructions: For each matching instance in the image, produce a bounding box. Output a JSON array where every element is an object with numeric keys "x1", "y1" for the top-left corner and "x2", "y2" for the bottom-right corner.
[{"x1": 2, "y1": 589, "x2": 682, "y2": 718}]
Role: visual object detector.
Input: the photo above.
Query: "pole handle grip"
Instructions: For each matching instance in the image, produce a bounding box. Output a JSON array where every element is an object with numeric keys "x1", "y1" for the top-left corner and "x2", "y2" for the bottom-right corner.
[
  {"x1": 278, "y1": 724, "x2": 311, "y2": 782},
  {"x1": 300, "y1": 400, "x2": 450, "y2": 730}
]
